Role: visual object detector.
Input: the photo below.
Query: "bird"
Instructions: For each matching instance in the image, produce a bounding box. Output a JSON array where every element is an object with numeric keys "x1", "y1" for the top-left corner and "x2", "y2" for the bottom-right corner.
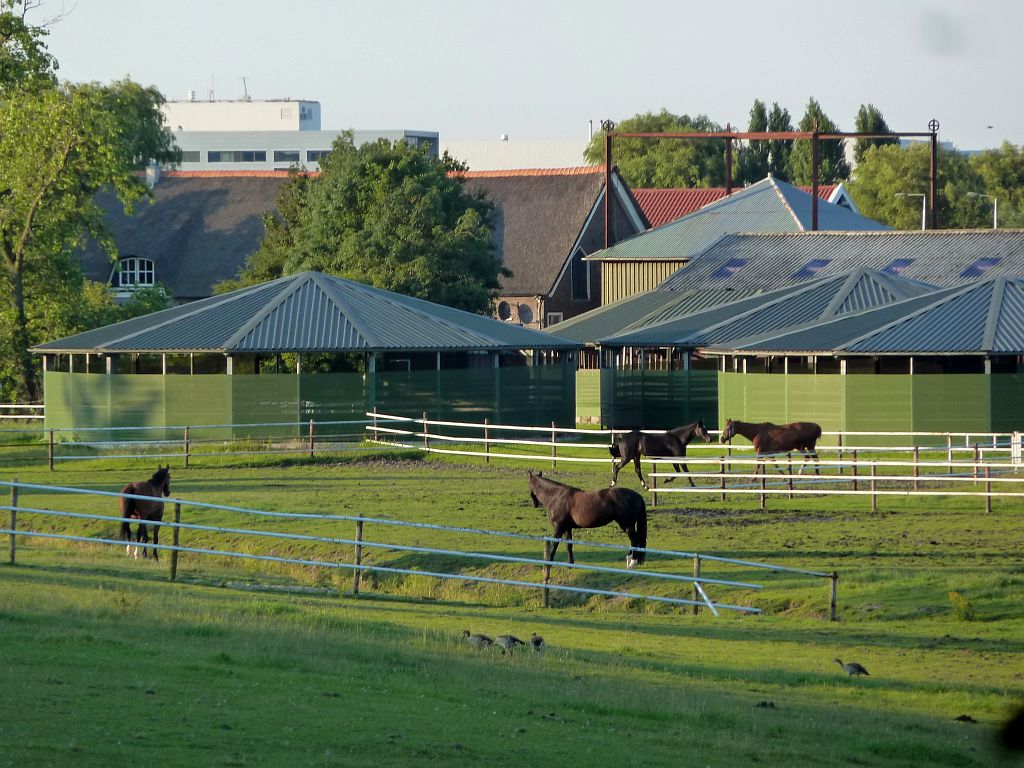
[
  {"x1": 834, "y1": 658, "x2": 869, "y2": 677},
  {"x1": 495, "y1": 634, "x2": 525, "y2": 654},
  {"x1": 530, "y1": 633, "x2": 545, "y2": 652},
  {"x1": 463, "y1": 630, "x2": 493, "y2": 648}
]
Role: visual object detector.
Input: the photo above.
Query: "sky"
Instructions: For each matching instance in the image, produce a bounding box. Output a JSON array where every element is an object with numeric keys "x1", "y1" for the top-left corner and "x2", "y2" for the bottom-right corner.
[{"x1": 42, "y1": 0, "x2": 1023, "y2": 151}]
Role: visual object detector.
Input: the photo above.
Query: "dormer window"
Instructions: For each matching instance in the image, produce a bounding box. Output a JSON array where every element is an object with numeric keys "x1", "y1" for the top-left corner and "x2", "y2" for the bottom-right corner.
[{"x1": 115, "y1": 257, "x2": 155, "y2": 288}]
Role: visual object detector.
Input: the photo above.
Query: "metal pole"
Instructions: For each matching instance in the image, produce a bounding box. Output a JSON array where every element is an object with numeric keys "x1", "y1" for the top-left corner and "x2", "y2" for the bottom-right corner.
[
  {"x1": 837, "y1": 432, "x2": 844, "y2": 475},
  {"x1": 947, "y1": 433, "x2": 952, "y2": 464},
  {"x1": 184, "y1": 426, "x2": 190, "y2": 469},
  {"x1": 913, "y1": 446, "x2": 920, "y2": 491},
  {"x1": 829, "y1": 572, "x2": 838, "y2": 622},
  {"x1": 985, "y1": 466, "x2": 992, "y2": 514},
  {"x1": 353, "y1": 519, "x2": 364, "y2": 594},
  {"x1": 651, "y1": 463, "x2": 658, "y2": 508},
  {"x1": 372, "y1": 406, "x2": 378, "y2": 442},
  {"x1": 551, "y1": 421, "x2": 557, "y2": 469},
  {"x1": 929, "y1": 128, "x2": 938, "y2": 229},
  {"x1": 8, "y1": 481, "x2": 17, "y2": 565},
  {"x1": 48, "y1": 429, "x2": 54, "y2": 471},
  {"x1": 870, "y1": 462, "x2": 877, "y2": 513},
  {"x1": 604, "y1": 129, "x2": 613, "y2": 249},
  {"x1": 484, "y1": 417, "x2": 490, "y2": 464},
  {"x1": 852, "y1": 449, "x2": 858, "y2": 492},
  {"x1": 692, "y1": 555, "x2": 701, "y2": 615},
  {"x1": 422, "y1": 412, "x2": 429, "y2": 451},
  {"x1": 811, "y1": 131, "x2": 820, "y2": 231},
  {"x1": 724, "y1": 125, "x2": 733, "y2": 195},
  {"x1": 973, "y1": 444, "x2": 979, "y2": 483},
  {"x1": 308, "y1": 419, "x2": 315, "y2": 459},
  {"x1": 169, "y1": 502, "x2": 181, "y2": 581}
]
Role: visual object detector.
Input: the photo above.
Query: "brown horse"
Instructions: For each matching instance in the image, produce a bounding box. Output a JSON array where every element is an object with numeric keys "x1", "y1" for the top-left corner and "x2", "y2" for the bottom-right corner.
[
  {"x1": 528, "y1": 470, "x2": 647, "y2": 571},
  {"x1": 719, "y1": 419, "x2": 822, "y2": 475},
  {"x1": 120, "y1": 465, "x2": 171, "y2": 560},
  {"x1": 609, "y1": 420, "x2": 711, "y2": 489}
]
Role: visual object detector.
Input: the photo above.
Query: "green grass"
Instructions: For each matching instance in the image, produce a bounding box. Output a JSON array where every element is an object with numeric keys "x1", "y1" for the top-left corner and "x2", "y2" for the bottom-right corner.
[{"x1": 1, "y1": 447, "x2": 1022, "y2": 766}]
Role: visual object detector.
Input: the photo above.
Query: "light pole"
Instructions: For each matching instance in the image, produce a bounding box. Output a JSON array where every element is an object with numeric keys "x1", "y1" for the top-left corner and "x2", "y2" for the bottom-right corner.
[
  {"x1": 967, "y1": 192, "x2": 998, "y2": 229},
  {"x1": 895, "y1": 192, "x2": 926, "y2": 231}
]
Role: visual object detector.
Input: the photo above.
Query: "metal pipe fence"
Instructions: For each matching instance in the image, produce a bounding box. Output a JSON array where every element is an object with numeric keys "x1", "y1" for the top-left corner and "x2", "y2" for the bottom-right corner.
[{"x1": 0, "y1": 480, "x2": 838, "y2": 618}]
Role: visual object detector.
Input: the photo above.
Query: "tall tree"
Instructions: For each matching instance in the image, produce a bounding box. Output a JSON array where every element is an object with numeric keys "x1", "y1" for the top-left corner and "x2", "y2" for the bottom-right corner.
[
  {"x1": 970, "y1": 141, "x2": 1024, "y2": 228},
  {"x1": 583, "y1": 110, "x2": 730, "y2": 188},
  {"x1": 736, "y1": 100, "x2": 794, "y2": 185},
  {"x1": 846, "y1": 142, "x2": 985, "y2": 229},
  {"x1": 0, "y1": 2, "x2": 178, "y2": 401},
  {"x1": 225, "y1": 133, "x2": 505, "y2": 315},
  {"x1": 786, "y1": 98, "x2": 851, "y2": 185},
  {"x1": 853, "y1": 103, "x2": 898, "y2": 166}
]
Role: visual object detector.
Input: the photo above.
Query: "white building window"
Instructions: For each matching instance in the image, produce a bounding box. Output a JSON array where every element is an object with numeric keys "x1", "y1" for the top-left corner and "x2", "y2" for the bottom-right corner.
[{"x1": 115, "y1": 257, "x2": 155, "y2": 288}]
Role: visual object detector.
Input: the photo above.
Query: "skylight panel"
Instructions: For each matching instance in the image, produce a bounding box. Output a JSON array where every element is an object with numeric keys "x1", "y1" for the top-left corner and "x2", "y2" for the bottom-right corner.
[
  {"x1": 792, "y1": 258, "x2": 830, "y2": 280},
  {"x1": 960, "y1": 256, "x2": 1001, "y2": 278},
  {"x1": 709, "y1": 258, "x2": 748, "y2": 280},
  {"x1": 883, "y1": 258, "x2": 914, "y2": 275}
]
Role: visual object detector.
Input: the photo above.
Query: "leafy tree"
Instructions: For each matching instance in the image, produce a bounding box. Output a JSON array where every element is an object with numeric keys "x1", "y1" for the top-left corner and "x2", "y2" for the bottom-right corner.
[
  {"x1": 225, "y1": 133, "x2": 504, "y2": 315},
  {"x1": 736, "y1": 100, "x2": 794, "y2": 185},
  {"x1": 853, "y1": 104, "x2": 898, "y2": 166},
  {"x1": 0, "y1": 1, "x2": 178, "y2": 401},
  {"x1": 583, "y1": 110, "x2": 731, "y2": 188},
  {"x1": 847, "y1": 142, "x2": 986, "y2": 229},
  {"x1": 787, "y1": 98, "x2": 851, "y2": 184},
  {"x1": 969, "y1": 142, "x2": 1024, "y2": 228}
]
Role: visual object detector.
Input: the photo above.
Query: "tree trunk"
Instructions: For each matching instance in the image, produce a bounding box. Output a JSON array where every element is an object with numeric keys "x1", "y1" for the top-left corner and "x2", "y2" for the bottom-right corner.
[{"x1": 8, "y1": 264, "x2": 39, "y2": 402}]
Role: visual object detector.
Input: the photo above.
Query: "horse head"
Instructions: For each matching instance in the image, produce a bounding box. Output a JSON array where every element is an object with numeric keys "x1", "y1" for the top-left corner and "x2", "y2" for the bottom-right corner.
[
  {"x1": 528, "y1": 470, "x2": 543, "y2": 507},
  {"x1": 695, "y1": 418, "x2": 712, "y2": 443},
  {"x1": 719, "y1": 418, "x2": 735, "y2": 443},
  {"x1": 153, "y1": 465, "x2": 171, "y2": 496}
]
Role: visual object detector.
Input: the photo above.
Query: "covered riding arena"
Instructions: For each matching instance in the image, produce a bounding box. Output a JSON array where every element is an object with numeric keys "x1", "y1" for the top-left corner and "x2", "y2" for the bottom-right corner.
[{"x1": 33, "y1": 271, "x2": 581, "y2": 439}]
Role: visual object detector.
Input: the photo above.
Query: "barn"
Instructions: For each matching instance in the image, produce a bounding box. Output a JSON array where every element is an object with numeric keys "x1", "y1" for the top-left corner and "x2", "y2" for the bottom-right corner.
[{"x1": 33, "y1": 271, "x2": 581, "y2": 438}]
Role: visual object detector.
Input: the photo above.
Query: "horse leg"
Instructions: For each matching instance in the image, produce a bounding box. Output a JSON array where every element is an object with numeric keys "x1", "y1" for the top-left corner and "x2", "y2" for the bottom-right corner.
[
  {"x1": 611, "y1": 457, "x2": 622, "y2": 487},
  {"x1": 151, "y1": 522, "x2": 160, "y2": 562},
  {"x1": 633, "y1": 456, "x2": 648, "y2": 491},
  {"x1": 137, "y1": 524, "x2": 149, "y2": 559},
  {"x1": 565, "y1": 529, "x2": 574, "y2": 565}
]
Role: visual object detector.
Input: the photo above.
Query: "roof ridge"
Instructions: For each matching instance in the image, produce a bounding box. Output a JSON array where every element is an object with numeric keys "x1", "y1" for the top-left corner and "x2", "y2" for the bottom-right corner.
[
  {"x1": 161, "y1": 170, "x2": 309, "y2": 178},
  {"x1": 222, "y1": 273, "x2": 320, "y2": 349},
  {"x1": 451, "y1": 166, "x2": 604, "y2": 178}
]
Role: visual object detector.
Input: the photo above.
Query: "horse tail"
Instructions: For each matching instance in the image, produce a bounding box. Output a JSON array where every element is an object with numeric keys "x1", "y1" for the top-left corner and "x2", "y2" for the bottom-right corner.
[{"x1": 628, "y1": 494, "x2": 648, "y2": 567}]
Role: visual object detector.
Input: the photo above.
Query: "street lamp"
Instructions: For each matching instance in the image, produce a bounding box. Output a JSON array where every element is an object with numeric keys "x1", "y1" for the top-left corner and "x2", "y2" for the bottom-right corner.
[
  {"x1": 967, "y1": 192, "x2": 998, "y2": 229},
  {"x1": 895, "y1": 192, "x2": 926, "y2": 231}
]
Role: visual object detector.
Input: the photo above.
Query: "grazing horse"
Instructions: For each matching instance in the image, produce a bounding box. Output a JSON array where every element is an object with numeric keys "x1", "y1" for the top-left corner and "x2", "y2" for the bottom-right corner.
[
  {"x1": 719, "y1": 418, "x2": 822, "y2": 475},
  {"x1": 609, "y1": 419, "x2": 711, "y2": 490},
  {"x1": 120, "y1": 465, "x2": 171, "y2": 560},
  {"x1": 528, "y1": 470, "x2": 647, "y2": 571}
]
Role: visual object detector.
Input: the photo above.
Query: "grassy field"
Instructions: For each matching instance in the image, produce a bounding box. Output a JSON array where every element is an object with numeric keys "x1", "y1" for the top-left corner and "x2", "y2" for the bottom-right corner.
[{"x1": 1, "y1": 446, "x2": 1022, "y2": 766}]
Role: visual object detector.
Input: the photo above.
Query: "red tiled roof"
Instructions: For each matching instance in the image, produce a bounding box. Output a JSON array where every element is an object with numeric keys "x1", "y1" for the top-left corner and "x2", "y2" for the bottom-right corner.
[
  {"x1": 635, "y1": 184, "x2": 839, "y2": 228},
  {"x1": 161, "y1": 170, "x2": 315, "y2": 178}
]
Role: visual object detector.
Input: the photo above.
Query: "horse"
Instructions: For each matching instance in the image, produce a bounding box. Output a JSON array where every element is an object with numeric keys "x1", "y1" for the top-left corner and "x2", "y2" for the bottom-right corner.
[
  {"x1": 119, "y1": 465, "x2": 171, "y2": 560},
  {"x1": 719, "y1": 418, "x2": 822, "y2": 475},
  {"x1": 609, "y1": 419, "x2": 711, "y2": 490},
  {"x1": 528, "y1": 470, "x2": 647, "y2": 572}
]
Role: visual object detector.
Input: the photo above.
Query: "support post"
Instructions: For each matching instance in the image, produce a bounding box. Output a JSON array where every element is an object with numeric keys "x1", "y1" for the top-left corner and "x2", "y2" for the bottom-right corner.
[
  {"x1": 870, "y1": 462, "x2": 877, "y2": 513},
  {"x1": 543, "y1": 543, "x2": 551, "y2": 609},
  {"x1": 719, "y1": 458, "x2": 725, "y2": 502},
  {"x1": 973, "y1": 444, "x2": 979, "y2": 483},
  {"x1": 169, "y1": 502, "x2": 181, "y2": 581},
  {"x1": 985, "y1": 466, "x2": 992, "y2": 514},
  {"x1": 184, "y1": 426, "x2": 190, "y2": 469},
  {"x1": 353, "y1": 519, "x2": 364, "y2": 595},
  {"x1": 422, "y1": 412, "x2": 429, "y2": 451},
  {"x1": 308, "y1": 419, "x2": 315, "y2": 459},
  {"x1": 852, "y1": 449, "x2": 858, "y2": 492},
  {"x1": 372, "y1": 406, "x2": 379, "y2": 442},
  {"x1": 692, "y1": 555, "x2": 702, "y2": 615},
  {"x1": 48, "y1": 429, "x2": 54, "y2": 471},
  {"x1": 946, "y1": 433, "x2": 953, "y2": 464},
  {"x1": 759, "y1": 460, "x2": 766, "y2": 511},
  {"x1": 913, "y1": 446, "x2": 920, "y2": 491},
  {"x1": 8, "y1": 481, "x2": 17, "y2": 565},
  {"x1": 551, "y1": 421, "x2": 557, "y2": 469},
  {"x1": 787, "y1": 453, "x2": 793, "y2": 499},
  {"x1": 829, "y1": 572, "x2": 838, "y2": 622},
  {"x1": 484, "y1": 417, "x2": 490, "y2": 463},
  {"x1": 837, "y1": 433, "x2": 844, "y2": 475},
  {"x1": 651, "y1": 463, "x2": 658, "y2": 508}
]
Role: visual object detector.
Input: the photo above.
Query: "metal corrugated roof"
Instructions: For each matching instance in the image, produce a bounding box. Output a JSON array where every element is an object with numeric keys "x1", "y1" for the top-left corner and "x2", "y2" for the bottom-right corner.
[
  {"x1": 600, "y1": 269, "x2": 933, "y2": 347},
  {"x1": 588, "y1": 177, "x2": 888, "y2": 262},
  {"x1": 659, "y1": 230, "x2": 1024, "y2": 292},
  {"x1": 703, "y1": 277, "x2": 1024, "y2": 355},
  {"x1": 33, "y1": 272, "x2": 581, "y2": 353},
  {"x1": 632, "y1": 184, "x2": 842, "y2": 229}
]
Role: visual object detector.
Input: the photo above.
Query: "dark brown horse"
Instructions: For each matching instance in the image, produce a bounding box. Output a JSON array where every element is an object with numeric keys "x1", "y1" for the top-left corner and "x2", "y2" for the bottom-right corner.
[
  {"x1": 609, "y1": 420, "x2": 711, "y2": 490},
  {"x1": 120, "y1": 465, "x2": 171, "y2": 560},
  {"x1": 719, "y1": 419, "x2": 822, "y2": 475},
  {"x1": 528, "y1": 470, "x2": 647, "y2": 571}
]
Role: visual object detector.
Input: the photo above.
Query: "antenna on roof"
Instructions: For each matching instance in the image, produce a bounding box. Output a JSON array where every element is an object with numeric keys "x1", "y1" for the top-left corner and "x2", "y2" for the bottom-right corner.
[
  {"x1": 240, "y1": 76, "x2": 251, "y2": 102},
  {"x1": 208, "y1": 74, "x2": 215, "y2": 102}
]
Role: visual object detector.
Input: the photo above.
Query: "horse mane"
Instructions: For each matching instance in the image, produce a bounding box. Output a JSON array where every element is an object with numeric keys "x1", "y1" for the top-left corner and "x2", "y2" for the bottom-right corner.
[{"x1": 528, "y1": 471, "x2": 577, "y2": 492}]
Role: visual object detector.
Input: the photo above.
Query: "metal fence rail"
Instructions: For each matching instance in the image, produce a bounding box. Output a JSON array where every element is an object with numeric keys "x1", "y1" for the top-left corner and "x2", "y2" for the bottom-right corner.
[{"x1": 0, "y1": 480, "x2": 838, "y2": 618}]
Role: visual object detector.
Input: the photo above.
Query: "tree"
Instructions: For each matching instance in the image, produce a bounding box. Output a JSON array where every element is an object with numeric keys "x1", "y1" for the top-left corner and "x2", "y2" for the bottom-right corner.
[
  {"x1": 853, "y1": 104, "x2": 898, "y2": 166},
  {"x1": 736, "y1": 100, "x2": 794, "y2": 185},
  {"x1": 0, "y1": 2, "x2": 178, "y2": 401},
  {"x1": 582, "y1": 110, "x2": 730, "y2": 188},
  {"x1": 846, "y1": 142, "x2": 986, "y2": 229},
  {"x1": 787, "y1": 98, "x2": 851, "y2": 185},
  {"x1": 225, "y1": 133, "x2": 505, "y2": 315},
  {"x1": 970, "y1": 142, "x2": 1024, "y2": 228}
]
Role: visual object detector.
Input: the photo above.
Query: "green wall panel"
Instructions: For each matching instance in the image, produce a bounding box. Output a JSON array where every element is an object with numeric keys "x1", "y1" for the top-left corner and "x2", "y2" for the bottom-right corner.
[
  {"x1": 990, "y1": 374, "x2": 1024, "y2": 432},
  {"x1": 911, "y1": 375, "x2": 989, "y2": 436},
  {"x1": 166, "y1": 376, "x2": 233, "y2": 438},
  {"x1": 785, "y1": 375, "x2": 846, "y2": 441},
  {"x1": 600, "y1": 369, "x2": 717, "y2": 429},
  {"x1": 844, "y1": 376, "x2": 913, "y2": 444},
  {"x1": 576, "y1": 369, "x2": 601, "y2": 423}
]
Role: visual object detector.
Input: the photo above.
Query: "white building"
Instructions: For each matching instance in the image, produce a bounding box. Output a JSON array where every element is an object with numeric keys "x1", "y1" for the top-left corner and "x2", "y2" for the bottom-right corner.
[{"x1": 163, "y1": 98, "x2": 322, "y2": 132}]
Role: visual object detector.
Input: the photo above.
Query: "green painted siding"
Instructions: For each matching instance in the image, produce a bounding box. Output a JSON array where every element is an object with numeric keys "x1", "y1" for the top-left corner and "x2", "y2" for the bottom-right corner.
[
  {"x1": 600, "y1": 369, "x2": 717, "y2": 429},
  {"x1": 990, "y1": 374, "x2": 1024, "y2": 432}
]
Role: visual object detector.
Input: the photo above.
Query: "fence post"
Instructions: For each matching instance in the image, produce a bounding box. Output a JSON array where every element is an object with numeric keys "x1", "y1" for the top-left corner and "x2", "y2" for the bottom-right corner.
[
  {"x1": 542, "y1": 545, "x2": 551, "y2": 609},
  {"x1": 422, "y1": 412, "x2": 429, "y2": 451},
  {"x1": 719, "y1": 458, "x2": 725, "y2": 502},
  {"x1": 308, "y1": 419, "x2": 315, "y2": 459},
  {"x1": 829, "y1": 572, "x2": 838, "y2": 622},
  {"x1": 651, "y1": 464, "x2": 658, "y2": 508},
  {"x1": 852, "y1": 449, "x2": 858, "y2": 492},
  {"x1": 985, "y1": 466, "x2": 992, "y2": 514},
  {"x1": 913, "y1": 446, "x2": 919, "y2": 491},
  {"x1": 759, "y1": 460, "x2": 766, "y2": 511},
  {"x1": 8, "y1": 481, "x2": 17, "y2": 565},
  {"x1": 946, "y1": 433, "x2": 952, "y2": 464},
  {"x1": 692, "y1": 555, "x2": 701, "y2": 615},
  {"x1": 870, "y1": 462, "x2": 877, "y2": 513},
  {"x1": 372, "y1": 406, "x2": 379, "y2": 442},
  {"x1": 184, "y1": 426, "x2": 190, "y2": 468},
  {"x1": 48, "y1": 429, "x2": 54, "y2": 471},
  {"x1": 169, "y1": 502, "x2": 181, "y2": 581},
  {"x1": 973, "y1": 444, "x2": 979, "y2": 483},
  {"x1": 787, "y1": 452, "x2": 793, "y2": 499},
  {"x1": 353, "y1": 519, "x2": 364, "y2": 595},
  {"x1": 484, "y1": 417, "x2": 490, "y2": 464},
  {"x1": 727, "y1": 438, "x2": 732, "y2": 472},
  {"x1": 837, "y1": 432, "x2": 844, "y2": 475},
  {"x1": 551, "y1": 421, "x2": 557, "y2": 469}
]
